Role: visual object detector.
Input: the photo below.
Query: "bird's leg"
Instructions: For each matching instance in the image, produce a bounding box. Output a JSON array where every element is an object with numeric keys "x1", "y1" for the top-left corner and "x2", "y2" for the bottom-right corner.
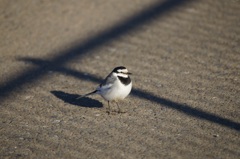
[
  {"x1": 116, "y1": 101, "x2": 126, "y2": 113},
  {"x1": 116, "y1": 102, "x2": 121, "y2": 113},
  {"x1": 106, "y1": 101, "x2": 111, "y2": 114}
]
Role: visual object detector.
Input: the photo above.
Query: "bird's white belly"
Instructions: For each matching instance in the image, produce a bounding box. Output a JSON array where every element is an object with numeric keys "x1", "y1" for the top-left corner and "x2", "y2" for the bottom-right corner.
[{"x1": 101, "y1": 82, "x2": 132, "y2": 101}]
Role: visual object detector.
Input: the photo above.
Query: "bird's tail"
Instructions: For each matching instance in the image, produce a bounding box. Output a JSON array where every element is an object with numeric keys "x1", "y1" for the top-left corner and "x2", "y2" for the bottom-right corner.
[{"x1": 77, "y1": 90, "x2": 97, "y2": 99}]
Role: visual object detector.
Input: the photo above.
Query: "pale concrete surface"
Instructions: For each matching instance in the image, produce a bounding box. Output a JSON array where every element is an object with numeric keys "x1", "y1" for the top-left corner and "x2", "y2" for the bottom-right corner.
[{"x1": 0, "y1": 0, "x2": 240, "y2": 158}]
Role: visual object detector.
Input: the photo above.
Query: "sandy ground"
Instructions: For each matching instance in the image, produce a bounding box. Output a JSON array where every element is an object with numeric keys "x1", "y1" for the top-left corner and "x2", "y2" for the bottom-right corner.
[{"x1": 0, "y1": 0, "x2": 240, "y2": 158}]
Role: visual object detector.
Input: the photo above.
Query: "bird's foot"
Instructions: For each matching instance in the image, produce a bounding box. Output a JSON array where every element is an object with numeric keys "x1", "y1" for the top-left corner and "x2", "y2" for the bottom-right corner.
[{"x1": 105, "y1": 109, "x2": 126, "y2": 115}]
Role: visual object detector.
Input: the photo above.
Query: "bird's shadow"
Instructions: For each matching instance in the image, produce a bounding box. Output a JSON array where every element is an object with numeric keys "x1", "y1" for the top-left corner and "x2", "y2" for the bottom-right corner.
[{"x1": 51, "y1": 90, "x2": 103, "y2": 108}]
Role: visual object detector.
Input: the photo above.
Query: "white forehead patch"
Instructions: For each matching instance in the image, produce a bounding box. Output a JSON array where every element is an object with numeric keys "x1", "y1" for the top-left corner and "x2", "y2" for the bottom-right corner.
[{"x1": 117, "y1": 69, "x2": 128, "y2": 73}]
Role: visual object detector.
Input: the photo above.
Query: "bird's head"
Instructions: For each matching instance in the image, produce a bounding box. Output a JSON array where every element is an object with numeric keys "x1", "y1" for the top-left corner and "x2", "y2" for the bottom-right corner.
[{"x1": 112, "y1": 66, "x2": 132, "y2": 78}]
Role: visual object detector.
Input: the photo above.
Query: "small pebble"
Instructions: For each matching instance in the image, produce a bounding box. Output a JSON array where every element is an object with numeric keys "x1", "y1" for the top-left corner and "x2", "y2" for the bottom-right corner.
[{"x1": 52, "y1": 120, "x2": 61, "y2": 123}]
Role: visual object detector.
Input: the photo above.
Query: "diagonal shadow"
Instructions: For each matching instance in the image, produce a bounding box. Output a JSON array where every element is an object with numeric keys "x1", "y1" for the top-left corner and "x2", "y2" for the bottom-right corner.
[
  {"x1": 0, "y1": 0, "x2": 192, "y2": 101},
  {"x1": 18, "y1": 57, "x2": 240, "y2": 131},
  {"x1": 0, "y1": 0, "x2": 239, "y2": 131},
  {"x1": 132, "y1": 89, "x2": 240, "y2": 131},
  {"x1": 51, "y1": 91, "x2": 103, "y2": 108}
]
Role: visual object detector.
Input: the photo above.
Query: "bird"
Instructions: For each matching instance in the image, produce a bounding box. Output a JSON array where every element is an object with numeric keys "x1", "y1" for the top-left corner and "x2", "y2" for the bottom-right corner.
[{"x1": 77, "y1": 66, "x2": 132, "y2": 113}]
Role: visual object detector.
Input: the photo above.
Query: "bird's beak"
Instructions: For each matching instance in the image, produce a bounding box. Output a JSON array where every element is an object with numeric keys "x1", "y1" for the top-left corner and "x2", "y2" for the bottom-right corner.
[{"x1": 127, "y1": 72, "x2": 132, "y2": 75}]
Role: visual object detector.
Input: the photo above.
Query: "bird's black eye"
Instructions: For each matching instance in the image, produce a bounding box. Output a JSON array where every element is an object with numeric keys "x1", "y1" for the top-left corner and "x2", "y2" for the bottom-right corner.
[{"x1": 117, "y1": 70, "x2": 128, "y2": 74}]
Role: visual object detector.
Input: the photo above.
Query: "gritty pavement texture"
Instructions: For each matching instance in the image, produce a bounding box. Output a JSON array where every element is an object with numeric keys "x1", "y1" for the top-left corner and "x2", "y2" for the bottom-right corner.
[{"x1": 0, "y1": 0, "x2": 240, "y2": 158}]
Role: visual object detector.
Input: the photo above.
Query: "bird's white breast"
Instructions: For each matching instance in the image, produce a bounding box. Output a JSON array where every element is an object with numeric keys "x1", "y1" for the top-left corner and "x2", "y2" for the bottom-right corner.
[{"x1": 100, "y1": 79, "x2": 132, "y2": 101}]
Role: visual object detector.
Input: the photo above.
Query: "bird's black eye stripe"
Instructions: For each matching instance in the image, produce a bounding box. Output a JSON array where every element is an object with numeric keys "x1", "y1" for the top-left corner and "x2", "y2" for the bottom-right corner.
[{"x1": 118, "y1": 71, "x2": 127, "y2": 74}]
